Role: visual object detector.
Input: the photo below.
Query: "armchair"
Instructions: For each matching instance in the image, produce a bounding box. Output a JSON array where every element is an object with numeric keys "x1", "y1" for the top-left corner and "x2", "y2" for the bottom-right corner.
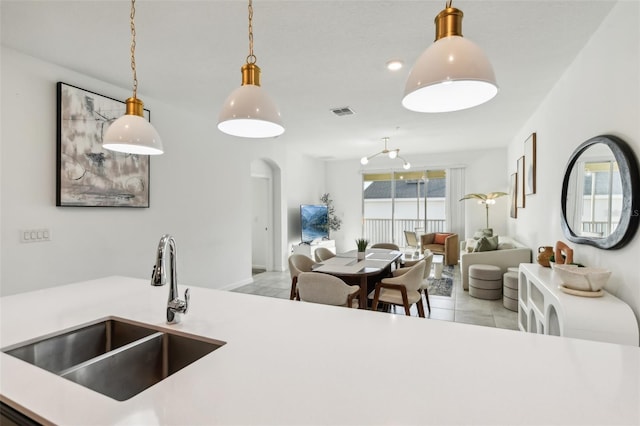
[{"x1": 420, "y1": 233, "x2": 459, "y2": 266}]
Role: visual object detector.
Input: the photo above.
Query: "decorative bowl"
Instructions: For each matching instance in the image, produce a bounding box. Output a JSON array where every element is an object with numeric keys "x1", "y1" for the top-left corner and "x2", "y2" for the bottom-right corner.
[{"x1": 554, "y1": 265, "x2": 611, "y2": 292}]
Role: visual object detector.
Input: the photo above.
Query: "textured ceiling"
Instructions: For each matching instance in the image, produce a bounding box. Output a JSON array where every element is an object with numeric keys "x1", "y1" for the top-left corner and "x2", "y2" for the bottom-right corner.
[{"x1": 0, "y1": 1, "x2": 616, "y2": 161}]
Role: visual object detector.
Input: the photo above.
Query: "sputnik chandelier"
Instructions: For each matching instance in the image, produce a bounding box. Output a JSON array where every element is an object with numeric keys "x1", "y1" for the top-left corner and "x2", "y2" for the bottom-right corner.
[{"x1": 360, "y1": 137, "x2": 410, "y2": 170}]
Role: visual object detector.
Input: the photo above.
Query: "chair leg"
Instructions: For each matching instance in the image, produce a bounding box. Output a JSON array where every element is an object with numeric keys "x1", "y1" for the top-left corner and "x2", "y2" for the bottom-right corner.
[
  {"x1": 372, "y1": 286, "x2": 381, "y2": 312},
  {"x1": 400, "y1": 289, "x2": 411, "y2": 316},
  {"x1": 403, "y1": 303, "x2": 411, "y2": 316},
  {"x1": 289, "y1": 277, "x2": 298, "y2": 300},
  {"x1": 417, "y1": 299, "x2": 426, "y2": 318},
  {"x1": 423, "y1": 289, "x2": 431, "y2": 313}
]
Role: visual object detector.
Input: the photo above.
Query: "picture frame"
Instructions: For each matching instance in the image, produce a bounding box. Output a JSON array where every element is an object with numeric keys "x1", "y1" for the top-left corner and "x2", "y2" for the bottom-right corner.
[
  {"x1": 56, "y1": 82, "x2": 151, "y2": 207},
  {"x1": 510, "y1": 173, "x2": 518, "y2": 218},
  {"x1": 517, "y1": 156, "x2": 525, "y2": 208},
  {"x1": 524, "y1": 132, "x2": 537, "y2": 195}
]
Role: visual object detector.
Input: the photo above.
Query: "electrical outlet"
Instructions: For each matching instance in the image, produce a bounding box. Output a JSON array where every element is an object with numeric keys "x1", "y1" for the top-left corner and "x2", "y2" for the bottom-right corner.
[{"x1": 20, "y1": 228, "x2": 51, "y2": 243}]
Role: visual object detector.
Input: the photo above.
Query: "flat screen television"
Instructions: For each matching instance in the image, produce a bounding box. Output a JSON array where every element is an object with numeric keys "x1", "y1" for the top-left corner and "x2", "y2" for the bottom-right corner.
[{"x1": 300, "y1": 204, "x2": 329, "y2": 243}]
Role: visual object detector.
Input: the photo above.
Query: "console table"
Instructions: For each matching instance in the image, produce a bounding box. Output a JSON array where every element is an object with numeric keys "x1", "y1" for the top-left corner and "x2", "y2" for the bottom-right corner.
[{"x1": 518, "y1": 263, "x2": 638, "y2": 346}]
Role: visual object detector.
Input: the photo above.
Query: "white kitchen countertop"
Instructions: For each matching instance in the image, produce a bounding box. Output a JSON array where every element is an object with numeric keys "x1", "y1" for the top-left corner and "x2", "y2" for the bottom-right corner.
[{"x1": 1, "y1": 276, "x2": 639, "y2": 425}]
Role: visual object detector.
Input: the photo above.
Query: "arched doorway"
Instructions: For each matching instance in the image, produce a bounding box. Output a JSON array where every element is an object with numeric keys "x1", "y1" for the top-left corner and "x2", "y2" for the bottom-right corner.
[{"x1": 250, "y1": 159, "x2": 283, "y2": 272}]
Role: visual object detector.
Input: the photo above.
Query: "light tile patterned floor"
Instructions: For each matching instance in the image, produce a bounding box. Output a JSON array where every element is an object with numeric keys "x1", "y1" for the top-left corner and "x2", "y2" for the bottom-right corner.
[{"x1": 232, "y1": 264, "x2": 519, "y2": 331}]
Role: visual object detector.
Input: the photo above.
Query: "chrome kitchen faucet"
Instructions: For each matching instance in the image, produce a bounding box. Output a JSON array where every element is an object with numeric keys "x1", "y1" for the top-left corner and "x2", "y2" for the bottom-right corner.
[{"x1": 151, "y1": 234, "x2": 189, "y2": 324}]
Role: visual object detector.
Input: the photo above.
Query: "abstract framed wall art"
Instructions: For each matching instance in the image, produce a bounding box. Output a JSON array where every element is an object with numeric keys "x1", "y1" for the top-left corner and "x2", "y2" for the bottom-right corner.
[
  {"x1": 524, "y1": 132, "x2": 537, "y2": 195},
  {"x1": 517, "y1": 156, "x2": 525, "y2": 208},
  {"x1": 56, "y1": 82, "x2": 150, "y2": 207}
]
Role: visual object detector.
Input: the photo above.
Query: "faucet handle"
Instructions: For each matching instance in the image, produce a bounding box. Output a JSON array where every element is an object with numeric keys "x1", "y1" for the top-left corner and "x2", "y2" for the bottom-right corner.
[{"x1": 183, "y1": 288, "x2": 190, "y2": 314}]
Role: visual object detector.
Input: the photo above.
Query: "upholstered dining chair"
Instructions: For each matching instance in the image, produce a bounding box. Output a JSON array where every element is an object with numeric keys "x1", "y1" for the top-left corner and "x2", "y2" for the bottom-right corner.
[
  {"x1": 371, "y1": 243, "x2": 400, "y2": 251},
  {"x1": 288, "y1": 254, "x2": 316, "y2": 300},
  {"x1": 314, "y1": 247, "x2": 336, "y2": 262},
  {"x1": 371, "y1": 242, "x2": 401, "y2": 268},
  {"x1": 417, "y1": 251, "x2": 434, "y2": 313},
  {"x1": 370, "y1": 260, "x2": 427, "y2": 317},
  {"x1": 297, "y1": 272, "x2": 360, "y2": 308}
]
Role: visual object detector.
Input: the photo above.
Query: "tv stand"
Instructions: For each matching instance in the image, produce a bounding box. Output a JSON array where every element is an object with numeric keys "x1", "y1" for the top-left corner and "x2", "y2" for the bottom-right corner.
[{"x1": 292, "y1": 240, "x2": 336, "y2": 259}]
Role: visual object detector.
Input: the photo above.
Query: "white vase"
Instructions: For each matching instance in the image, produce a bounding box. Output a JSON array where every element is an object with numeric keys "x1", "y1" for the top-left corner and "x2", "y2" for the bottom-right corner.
[{"x1": 357, "y1": 251, "x2": 365, "y2": 260}]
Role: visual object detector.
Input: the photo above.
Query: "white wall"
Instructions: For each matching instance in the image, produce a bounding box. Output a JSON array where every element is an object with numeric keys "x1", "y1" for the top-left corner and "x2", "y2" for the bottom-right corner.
[
  {"x1": 507, "y1": 1, "x2": 640, "y2": 334},
  {"x1": 0, "y1": 47, "x2": 324, "y2": 295},
  {"x1": 326, "y1": 147, "x2": 508, "y2": 252},
  {"x1": 285, "y1": 149, "x2": 328, "y2": 253}
]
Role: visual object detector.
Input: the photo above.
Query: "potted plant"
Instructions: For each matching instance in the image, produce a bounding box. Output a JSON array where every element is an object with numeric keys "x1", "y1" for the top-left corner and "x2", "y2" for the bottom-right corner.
[
  {"x1": 355, "y1": 238, "x2": 369, "y2": 260},
  {"x1": 459, "y1": 192, "x2": 508, "y2": 234},
  {"x1": 320, "y1": 193, "x2": 342, "y2": 237}
]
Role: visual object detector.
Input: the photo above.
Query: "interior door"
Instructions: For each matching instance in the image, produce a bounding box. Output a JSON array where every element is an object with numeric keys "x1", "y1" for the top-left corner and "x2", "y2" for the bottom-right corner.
[{"x1": 251, "y1": 177, "x2": 271, "y2": 271}]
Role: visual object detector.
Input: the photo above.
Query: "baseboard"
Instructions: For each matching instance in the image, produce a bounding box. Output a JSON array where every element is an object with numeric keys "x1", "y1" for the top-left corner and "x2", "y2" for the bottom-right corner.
[{"x1": 220, "y1": 277, "x2": 254, "y2": 291}]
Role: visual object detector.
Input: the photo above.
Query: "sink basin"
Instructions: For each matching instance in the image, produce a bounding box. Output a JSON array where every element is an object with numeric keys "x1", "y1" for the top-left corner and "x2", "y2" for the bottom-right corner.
[
  {"x1": 2, "y1": 317, "x2": 226, "y2": 401},
  {"x1": 3, "y1": 318, "x2": 157, "y2": 374}
]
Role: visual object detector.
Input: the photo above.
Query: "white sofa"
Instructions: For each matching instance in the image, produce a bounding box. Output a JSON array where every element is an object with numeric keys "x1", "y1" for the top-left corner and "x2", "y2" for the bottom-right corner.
[{"x1": 460, "y1": 236, "x2": 532, "y2": 291}]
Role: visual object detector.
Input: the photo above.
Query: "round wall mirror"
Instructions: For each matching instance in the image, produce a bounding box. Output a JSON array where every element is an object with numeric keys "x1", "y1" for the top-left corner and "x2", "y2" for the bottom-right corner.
[{"x1": 561, "y1": 135, "x2": 639, "y2": 249}]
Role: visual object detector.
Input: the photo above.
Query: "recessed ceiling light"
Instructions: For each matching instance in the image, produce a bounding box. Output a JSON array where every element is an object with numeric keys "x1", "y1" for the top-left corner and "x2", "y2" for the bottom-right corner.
[{"x1": 386, "y1": 59, "x2": 404, "y2": 71}]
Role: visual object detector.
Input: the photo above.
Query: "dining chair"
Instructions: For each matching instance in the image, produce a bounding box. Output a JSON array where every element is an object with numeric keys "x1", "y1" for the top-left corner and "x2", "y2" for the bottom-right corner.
[
  {"x1": 296, "y1": 272, "x2": 360, "y2": 308},
  {"x1": 288, "y1": 254, "x2": 316, "y2": 300},
  {"x1": 371, "y1": 243, "x2": 400, "y2": 251},
  {"x1": 314, "y1": 247, "x2": 336, "y2": 262},
  {"x1": 417, "y1": 251, "x2": 434, "y2": 313},
  {"x1": 370, "y1": 260, "x2": 427, "y2": 317},
  {"x1": 371, "y1": 243, "x2": 401, "y2": 268}
]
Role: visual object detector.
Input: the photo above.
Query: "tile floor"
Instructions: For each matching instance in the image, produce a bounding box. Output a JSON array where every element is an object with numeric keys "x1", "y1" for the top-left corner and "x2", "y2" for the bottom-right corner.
[{"x1": 232, "y1": 263, "x2": 519, "y2": 331}]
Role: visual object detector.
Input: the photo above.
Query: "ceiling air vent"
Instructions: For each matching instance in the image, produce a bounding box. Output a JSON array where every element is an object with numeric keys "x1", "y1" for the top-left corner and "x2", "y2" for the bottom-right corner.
[{"x1": 331, "y1": 106, "x2": 355, "y2": 117}]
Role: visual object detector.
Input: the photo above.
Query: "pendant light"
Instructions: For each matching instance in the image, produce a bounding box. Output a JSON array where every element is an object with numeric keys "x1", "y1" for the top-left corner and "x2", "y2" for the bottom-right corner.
[
  {"x1": 103, "y1": 0, "x2": 163, "y2": 155},
  {"x1": 218, "y1": 0, "x2": 284, "y2": 138},
  {"x1": 402, "y1": 0, "x2": 498, "y2": 113}
]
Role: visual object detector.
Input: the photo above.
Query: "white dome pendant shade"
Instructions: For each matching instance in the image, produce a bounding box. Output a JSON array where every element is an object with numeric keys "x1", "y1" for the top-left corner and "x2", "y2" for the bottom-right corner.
[
  {"x1": 103, "y1": 97, "x2": 163, "y2": 155},
  {"x1": 402, "y1": 3, "x2": 498, "y2": 113},
  {"x1": 218, "y1": 63, "x2": 285, "y2": 138},
  {"x1": 218, "y1": 0, "x2": 284, "y2": 139},
  {"x1": 102, "y1": 0, "x2": 163, "y2": 155}
]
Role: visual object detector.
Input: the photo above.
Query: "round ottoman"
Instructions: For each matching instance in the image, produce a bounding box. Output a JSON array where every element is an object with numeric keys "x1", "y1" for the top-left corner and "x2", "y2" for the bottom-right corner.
[
  {"x1": 503, "y1": 271, "x2": 519, "y2": 311},
  {"x1": 469, "y1": 264, "x2": 502, "y2": 300}
]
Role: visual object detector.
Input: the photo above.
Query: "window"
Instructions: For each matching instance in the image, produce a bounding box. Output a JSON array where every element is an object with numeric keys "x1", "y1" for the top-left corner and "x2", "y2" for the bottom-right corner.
[
  {"x1": 579, "y1": 161, "x2": 622, "y2": 236},
  {"x1": 362, "y1": 170, "x2": 446, "y2": 246}
]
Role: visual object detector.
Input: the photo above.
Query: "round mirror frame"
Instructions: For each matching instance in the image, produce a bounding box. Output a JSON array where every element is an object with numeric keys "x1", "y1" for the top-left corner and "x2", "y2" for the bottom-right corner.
[{"x1": 561, "y1": 135, "x2": 640, "y2": 249}]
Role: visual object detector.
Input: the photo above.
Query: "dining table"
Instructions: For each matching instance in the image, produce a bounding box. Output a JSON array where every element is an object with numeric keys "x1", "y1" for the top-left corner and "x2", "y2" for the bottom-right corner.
[{"x1": 312, "y1": 248, "x2": 402, "y2": 309}]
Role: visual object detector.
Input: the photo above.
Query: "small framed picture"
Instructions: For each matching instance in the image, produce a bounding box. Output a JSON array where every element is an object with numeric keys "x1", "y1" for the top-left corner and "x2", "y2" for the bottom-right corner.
[
  {"x1": 525, "y1": 133, "x2": 537, "y2": 195},
  {"x1": 517, "y1": 156, "x2": 525, "y2": 208},
  {"x1": 510, "y1": 173, "x2": 518, "y2": 218}
]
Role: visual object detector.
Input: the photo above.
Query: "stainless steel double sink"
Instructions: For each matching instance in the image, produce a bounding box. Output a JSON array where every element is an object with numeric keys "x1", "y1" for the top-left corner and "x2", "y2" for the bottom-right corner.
[{"x1": 2, "y1": 317, "x2": 226, "y2": 401}]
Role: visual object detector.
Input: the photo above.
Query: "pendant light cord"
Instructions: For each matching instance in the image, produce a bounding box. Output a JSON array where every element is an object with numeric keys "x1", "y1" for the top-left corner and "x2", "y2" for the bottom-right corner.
[
  {"x1": 130, "y1": 0, "x2": 138, "y2": 99},
  {"x1": 246, "y1": 0, "x2": 256, "y2": 64}
]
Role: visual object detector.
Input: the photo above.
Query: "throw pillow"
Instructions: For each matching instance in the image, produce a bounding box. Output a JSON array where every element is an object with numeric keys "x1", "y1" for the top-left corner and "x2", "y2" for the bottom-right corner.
[
  {"x1": 474, "y1": 235, "x2": 499, "y2": 252},
  {"x1": 465, "y1": 238, "x2": 477, "y2": 253},
  {"x1": 473, "y1": 228, "x2": 494, "y2": 239},
  {"x1": 434, "y1": 233, "x2": 450, "y2": 245},
  {"x1": 498, "y1": 242, "x2": 515, "y2": 250}
]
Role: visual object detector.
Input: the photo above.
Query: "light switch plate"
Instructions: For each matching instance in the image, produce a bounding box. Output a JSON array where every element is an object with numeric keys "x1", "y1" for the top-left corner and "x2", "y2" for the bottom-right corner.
[{"x1": 20, "y1": 228, "x2": 51, "y2": 243}]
